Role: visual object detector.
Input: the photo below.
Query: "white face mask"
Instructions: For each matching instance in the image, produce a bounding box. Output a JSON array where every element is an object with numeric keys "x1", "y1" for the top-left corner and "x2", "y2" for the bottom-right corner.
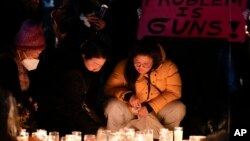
[{"x1": 21, "y1": 58, "x2": 40, "y2": 71}]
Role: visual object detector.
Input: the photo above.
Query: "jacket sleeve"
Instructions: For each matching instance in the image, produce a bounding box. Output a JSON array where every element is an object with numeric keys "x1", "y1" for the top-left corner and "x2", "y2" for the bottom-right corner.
[
  {"x1": 62, "y1": 70, "x2": 86, "y2": 119},
  {"x1": 148, "y1": 61, "x2": 182, "y2": 113},
  {"x1": 104, "y1": 60, "x2": 132, "y2": 102},
  {"x1": 63, "y1": 70, "x2": 103, "y2": 131}
]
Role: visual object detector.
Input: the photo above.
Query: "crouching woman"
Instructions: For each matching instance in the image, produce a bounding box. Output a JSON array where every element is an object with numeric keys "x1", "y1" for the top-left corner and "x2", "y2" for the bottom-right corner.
[{"x1": 104, "y1": 39, "x2": 186, "y2": 139}]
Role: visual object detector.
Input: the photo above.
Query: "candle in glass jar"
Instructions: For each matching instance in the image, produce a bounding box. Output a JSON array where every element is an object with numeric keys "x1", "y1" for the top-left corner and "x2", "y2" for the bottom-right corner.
[{"x1": 174, "y1": 127, "x2": 183, "y2": 141}]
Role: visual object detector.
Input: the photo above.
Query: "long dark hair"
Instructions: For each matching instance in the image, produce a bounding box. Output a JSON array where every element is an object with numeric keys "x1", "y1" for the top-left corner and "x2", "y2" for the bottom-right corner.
[
  {"x1": 71, "y1": 38, "x2": 110, "y2": 70},
  {"x1": 124, "y1": 39, "x2": 162, "y2": 91},
  {"x1": 0, "y1": 86, "x2": 19, "y2": 141}
]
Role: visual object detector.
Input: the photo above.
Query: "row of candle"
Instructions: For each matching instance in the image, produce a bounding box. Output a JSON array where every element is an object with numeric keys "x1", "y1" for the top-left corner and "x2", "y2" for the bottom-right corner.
[{"x1": 17, "y1": 126, "x2": 205, "y2": 141}]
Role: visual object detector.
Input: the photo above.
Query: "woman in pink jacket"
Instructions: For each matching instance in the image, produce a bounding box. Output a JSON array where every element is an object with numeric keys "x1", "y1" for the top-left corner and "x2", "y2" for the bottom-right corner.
[{"x1": 104, "y1": 39, "x2": 186, "y2": 139}]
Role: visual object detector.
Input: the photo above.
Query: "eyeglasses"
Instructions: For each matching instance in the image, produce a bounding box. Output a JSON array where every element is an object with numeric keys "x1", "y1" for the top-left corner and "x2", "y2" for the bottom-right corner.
[{"x1": 134, "y1": 63, "x2": 152, "y2": 68}]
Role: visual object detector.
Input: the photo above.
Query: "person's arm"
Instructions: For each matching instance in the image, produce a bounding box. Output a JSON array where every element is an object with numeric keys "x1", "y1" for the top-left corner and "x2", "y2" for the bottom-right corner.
[
  {"x1": 148, "y1": 60, "x2": 182, "y2": 113},
  {"x1": 86, "y1": 13, "x2": 106, "y2": 30},
  {"x1": 61, "y1": 70, "x2": 101, "y2": 129},
  {"x1": 104, "y1": 60, "x2": 133, "y2": 102}
]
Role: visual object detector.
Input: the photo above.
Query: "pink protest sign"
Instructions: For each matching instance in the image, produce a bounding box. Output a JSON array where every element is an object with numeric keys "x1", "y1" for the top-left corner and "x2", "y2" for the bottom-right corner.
[{"x1": 137, "y1": 0, "x2": 247, "y2": 42}]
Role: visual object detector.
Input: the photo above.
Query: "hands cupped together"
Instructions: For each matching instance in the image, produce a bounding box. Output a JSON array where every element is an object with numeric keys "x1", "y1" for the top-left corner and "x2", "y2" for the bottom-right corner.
[{"x1": 129, "y1": 95, "x2": 149, "y2": 118}]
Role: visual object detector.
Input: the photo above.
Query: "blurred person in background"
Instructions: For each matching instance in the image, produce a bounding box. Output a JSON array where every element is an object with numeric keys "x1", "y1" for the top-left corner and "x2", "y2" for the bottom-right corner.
[
  {"x1": 41, "y1": 0, "x2": 113, "y2": 86},
  {"x1": 0, "y1": 86, "x2": 20, "y2": 141},
  {"x1": 13, "y1": 0, "x2": 45, "y2": 131},
  {"x1": 57, "y1": 0, "x2": 112, "y2": 52},
  {"x1": 0, "y1": 0, "x2": 29, "y2": 103}
]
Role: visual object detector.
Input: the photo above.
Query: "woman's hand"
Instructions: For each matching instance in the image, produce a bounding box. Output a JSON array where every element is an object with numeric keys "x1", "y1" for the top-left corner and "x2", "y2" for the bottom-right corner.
[
  {"x1": 93, "y1": 19, "x2": 106, "y2": 30},
  {"x1": 137, "y1": 106, "x2": 149, "y2": 118},
  {"x1": 86, "y1": 13, "x2": 106, "y2": 30},
  {"x1": 129, "y1": 95, "x2": 141, "y2": 110}
]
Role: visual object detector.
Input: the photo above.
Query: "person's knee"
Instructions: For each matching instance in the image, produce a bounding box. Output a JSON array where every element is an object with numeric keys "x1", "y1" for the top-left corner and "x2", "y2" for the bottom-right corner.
[
  {"x1": 104, "y1": 98, "x2": 130, "y2": 130},
  {"x1": 104, "y1": 98, "x2": 123, "y2": 117},
  {"x1": 168, "y1": 101, "x2": 186, "y2": 122},
  {"x1": 159, "y1": 101, "x2": 186, "y2": 128},
  {"x1": 175, "y1": 101, "x2": 186, "y2": 121}
]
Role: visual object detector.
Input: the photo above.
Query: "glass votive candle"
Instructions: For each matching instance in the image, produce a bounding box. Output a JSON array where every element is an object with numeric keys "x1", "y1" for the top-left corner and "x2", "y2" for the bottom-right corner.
[
  {"x1": 125, "y1": 128, "x2": 135, "y2": 141},
  {"x1": 96, "y1": 128, "x2": 108, "y2": 141},
  {"x1": 189, "y1": 135, "x2": 206, "y2": 141},
  {"x1": 36, "y1": 129, "x2": 47, "y2": 135},
  {"x1": 174, "y1": 127, "x2": 183, "y2": 141},
  {"x1": 60, "y1": 136, "x2": 66, "y2": 141},
  {"x1": 36, "y1": 129, "x2": 48, "y2": 141},
  {"x1": 19, "y1": 129, "x2": 27, "y2": 136},
  {"x1": 159, "y1": 128, "x2": 168, "y2": 141},
  {"x1": 17, "y1": 132, "x2": 29, "y2": 141},
  {"x1": 135, "y1": 131, "x2": 146, "y2": 141},
  {"x1": 48, "y1": 131, "x2": 60, "y2": 141},
  {"x1": 144, "y1": 129, "x2": 154, "y2": 141},
  {"x1": 65, "y1": 134, "x2": 75, "y2": 141},
  {"x1": 72, "y1": 131, "x2": 82, "y2": 141},
  {"x1": 84, "y1": 134, "x2": 96, "y2": 141},
  {"x1": 167, "y1": 130, "x2": 173, "y2": 141}
]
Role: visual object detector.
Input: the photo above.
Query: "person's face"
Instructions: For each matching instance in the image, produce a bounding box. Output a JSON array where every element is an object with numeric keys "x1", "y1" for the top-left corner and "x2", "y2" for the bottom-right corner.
[
  {"x1": 16, "y1": 49, "x2": 43, "y2": 71},
  {"x1": 133, "y1": 55, "x2": 153, "y2": 74},
  {"x1": 83, "y1": 55, "x2": 106, "y2": 72}
]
